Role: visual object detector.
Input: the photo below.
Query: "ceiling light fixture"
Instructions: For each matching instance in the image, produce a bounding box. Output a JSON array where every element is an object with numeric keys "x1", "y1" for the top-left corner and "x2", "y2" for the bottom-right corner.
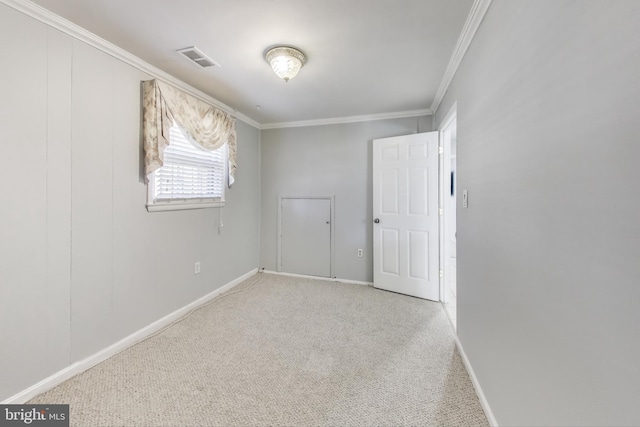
[{"x1": 265, "y1": 46, "x2": 307, "y2": 82}]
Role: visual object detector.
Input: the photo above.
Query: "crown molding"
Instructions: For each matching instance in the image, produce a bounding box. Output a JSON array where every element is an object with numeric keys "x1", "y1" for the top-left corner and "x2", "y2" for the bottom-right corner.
[
  {"x1": 0, "y1": 0, "x2": 261, "y2": 129},
  {"x1": 261, "y1": 108, "x2": 432, "y2": 130},
  {"x1": 438, "y1": 101, "x2": 458, "y2": 132},
  {"x1": 430, "y1": 0, "x2": 493, "y2": 114},
  {"x1": 2, "y1": 0, "x2": 489, "y2": 129}
]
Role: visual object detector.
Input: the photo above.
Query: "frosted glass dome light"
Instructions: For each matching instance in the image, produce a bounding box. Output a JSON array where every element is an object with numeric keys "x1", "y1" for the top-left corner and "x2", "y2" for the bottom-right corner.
[{"x1": 265, "y1": 46, "x2": 307, "y2": 82}]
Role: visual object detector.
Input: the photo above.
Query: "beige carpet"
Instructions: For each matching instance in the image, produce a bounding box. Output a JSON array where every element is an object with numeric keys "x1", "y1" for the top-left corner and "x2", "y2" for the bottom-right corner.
[{"x1": 29, "y1": 273, "x2": 489, "y2": 426}]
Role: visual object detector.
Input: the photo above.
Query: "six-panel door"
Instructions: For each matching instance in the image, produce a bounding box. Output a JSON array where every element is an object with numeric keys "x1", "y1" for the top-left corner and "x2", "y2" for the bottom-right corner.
[{"x1": 372, "y1": 132, "x2": 439, "y2": 300}]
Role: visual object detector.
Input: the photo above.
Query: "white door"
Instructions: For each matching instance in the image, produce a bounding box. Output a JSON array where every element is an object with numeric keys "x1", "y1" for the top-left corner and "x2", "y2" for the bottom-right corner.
[
  {"x1": 280, "y1": 197, "x2": 331, "y2": 277},
  {"x1": 373, "y1": 132, "x2": 439, "y2": 300}
]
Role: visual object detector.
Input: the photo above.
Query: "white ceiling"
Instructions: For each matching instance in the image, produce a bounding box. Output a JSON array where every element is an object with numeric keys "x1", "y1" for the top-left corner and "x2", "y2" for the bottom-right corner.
[{"x1": 28, "y1": 0, "x2": 474, "y2": 125}]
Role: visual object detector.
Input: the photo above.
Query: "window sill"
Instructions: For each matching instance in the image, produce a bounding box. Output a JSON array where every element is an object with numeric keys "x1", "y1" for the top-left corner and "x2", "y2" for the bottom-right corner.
[{"x1": 146, "y1": 200, "x2": 225, "y2": 212}]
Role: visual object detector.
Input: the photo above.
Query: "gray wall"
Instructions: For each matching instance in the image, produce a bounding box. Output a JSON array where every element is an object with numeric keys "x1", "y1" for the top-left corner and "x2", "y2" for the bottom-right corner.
[
  {"x1": 435, "y1": 1, "x2": 640, "y2": 425},
  {"x1": 260, "y1": 117, "x2": 431, "y2": 282},
  {"x1": 0, "y1": 4, "x2": 260, "y2": 401}
]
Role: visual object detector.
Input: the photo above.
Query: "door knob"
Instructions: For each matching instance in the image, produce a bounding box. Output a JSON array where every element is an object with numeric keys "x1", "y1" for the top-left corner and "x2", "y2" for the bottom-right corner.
[{"x1": 374, "y1": 218, "x2": 380, "y2": 223}]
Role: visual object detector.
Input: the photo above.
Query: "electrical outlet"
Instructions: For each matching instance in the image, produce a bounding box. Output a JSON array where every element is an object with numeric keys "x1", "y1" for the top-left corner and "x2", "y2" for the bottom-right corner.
[
  {"x1": 194, "y1": 262, "x2": 201, "y2": 275},
  {"x1": 357, "y1": 249, "x2": 363, "y2": 258}
]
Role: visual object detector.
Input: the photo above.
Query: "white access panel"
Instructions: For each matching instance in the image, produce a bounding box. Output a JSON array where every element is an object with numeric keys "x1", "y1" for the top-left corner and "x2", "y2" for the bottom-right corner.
[
  {"x1": 372, "y1": 132, "x2": 440, "y2": 301},
  {"x1": 279, "y1": 197, "x2": 332, "y2": 278}
]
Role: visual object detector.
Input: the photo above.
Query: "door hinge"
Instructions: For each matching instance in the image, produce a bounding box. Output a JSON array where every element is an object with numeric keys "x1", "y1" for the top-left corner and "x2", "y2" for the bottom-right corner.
[
  {"x1": 439, "y1": 207, "x2": 443, "y2": 216},
  {"x1": 439, "y1": 270, "x2": 444, "y2": 278},
  {"x1": 438, "y1": 146, "x2": 444, "y2": 155}
]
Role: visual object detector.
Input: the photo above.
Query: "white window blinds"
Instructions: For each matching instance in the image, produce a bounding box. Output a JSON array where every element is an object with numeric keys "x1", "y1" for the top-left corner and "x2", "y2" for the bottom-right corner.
[
  {"x1": 153, "y1": 124, "x2": 227, "y2": 202},
  {"x1": 142, "y1": 79, "x2": 237, "y2": 186}
]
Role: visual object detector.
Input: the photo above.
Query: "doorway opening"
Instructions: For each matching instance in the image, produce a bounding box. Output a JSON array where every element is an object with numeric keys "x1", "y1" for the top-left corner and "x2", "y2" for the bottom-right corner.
[{"x1": 439, "y1": 104, "x2": 457, "y2": 330}]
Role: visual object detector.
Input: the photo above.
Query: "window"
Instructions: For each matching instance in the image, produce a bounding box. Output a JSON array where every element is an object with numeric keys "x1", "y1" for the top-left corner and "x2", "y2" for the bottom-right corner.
[
  {"x1": 142, "y1": 79, "x2": 237, "y2": 210},
  {"x1": 147, "y1": 123, "x2": 227, "y2": 211}
]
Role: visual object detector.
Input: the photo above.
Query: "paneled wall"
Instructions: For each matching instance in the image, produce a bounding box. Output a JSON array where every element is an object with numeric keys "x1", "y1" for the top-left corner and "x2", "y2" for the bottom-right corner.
[{"x1": 0, "y1": 4, "x2": 260, "y2": 401}]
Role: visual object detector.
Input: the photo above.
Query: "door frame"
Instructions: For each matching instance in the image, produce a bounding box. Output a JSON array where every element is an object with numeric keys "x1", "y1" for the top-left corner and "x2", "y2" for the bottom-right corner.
[
  {"x1": 277, "y1": 195, "x2": 336, "y2": 278},
  {"x1": 438, "y1": 102, "x2": 457, "y2": 304}
]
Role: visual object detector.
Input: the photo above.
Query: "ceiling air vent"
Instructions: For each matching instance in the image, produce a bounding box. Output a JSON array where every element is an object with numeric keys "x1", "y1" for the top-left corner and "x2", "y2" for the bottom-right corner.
[{"x1": 176, "y1": 46, "x2": 220, "y2": 68}]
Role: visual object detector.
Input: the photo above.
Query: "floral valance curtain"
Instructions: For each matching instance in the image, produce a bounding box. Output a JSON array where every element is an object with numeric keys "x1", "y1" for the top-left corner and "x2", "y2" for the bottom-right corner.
[{"x1": 142, "y1": 79, "x2": 237, "y2": 185}]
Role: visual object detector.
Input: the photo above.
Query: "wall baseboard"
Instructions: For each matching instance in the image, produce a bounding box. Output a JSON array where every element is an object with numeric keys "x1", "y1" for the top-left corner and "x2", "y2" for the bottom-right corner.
[
  {"x1": 455, "y1": 334, "x2": 499, "y2": 426},
  {"x1": 261, "y1": 269, "x2": 372, "y2": 286},
  {"x1": 2, "y1": 268, "x2": 258, "y2": 404}
]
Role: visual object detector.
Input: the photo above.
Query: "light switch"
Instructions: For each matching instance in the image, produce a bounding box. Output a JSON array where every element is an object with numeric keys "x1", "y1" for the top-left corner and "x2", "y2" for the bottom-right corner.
[{"x1": 462, "y1": 190, "x2": 468, "y2": 208}]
